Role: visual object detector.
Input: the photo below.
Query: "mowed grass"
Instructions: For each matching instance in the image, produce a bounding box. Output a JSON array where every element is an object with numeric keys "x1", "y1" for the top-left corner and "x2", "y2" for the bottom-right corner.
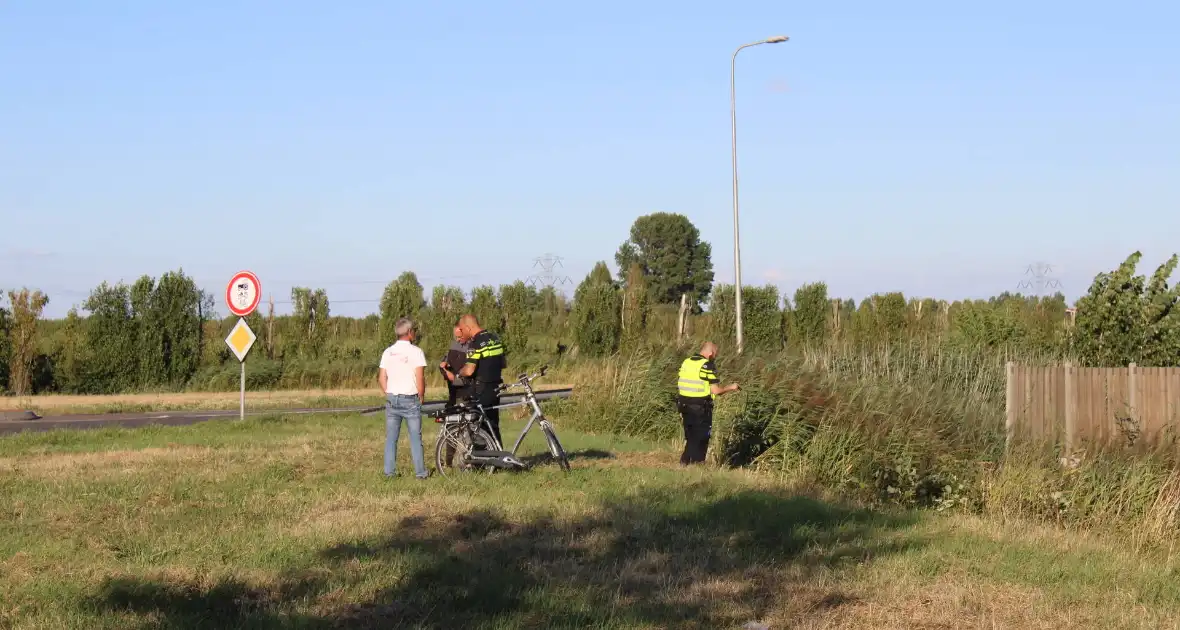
[
  {"x1": 2, "y1": 415, "x2": 1179, "y2": 629},
  {"x1": 2, "y1": 385, "x2": 573, "y2": 416},
  {"x1": 1, "y1": 389, "x2": 430, "y2": 416}
]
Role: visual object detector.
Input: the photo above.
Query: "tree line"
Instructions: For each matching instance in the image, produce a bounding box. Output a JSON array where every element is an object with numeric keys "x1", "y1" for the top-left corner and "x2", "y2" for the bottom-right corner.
[{"x1": 2, "y1": 213, "x2": 1178, "y2": 396}]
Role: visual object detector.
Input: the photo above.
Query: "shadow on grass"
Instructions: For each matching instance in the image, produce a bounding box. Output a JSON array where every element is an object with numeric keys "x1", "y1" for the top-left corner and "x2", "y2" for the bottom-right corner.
[
  {"x1": 87, "y1": 486, "x2": 921, "y2": 629},
  {"x1": 519, "y1": 448, "x2": 616, "y2": 468}
]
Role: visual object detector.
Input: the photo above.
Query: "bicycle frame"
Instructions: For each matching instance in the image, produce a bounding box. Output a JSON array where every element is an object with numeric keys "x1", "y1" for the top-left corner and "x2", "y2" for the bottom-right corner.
[
  {"x1": 462, "y1": 367, "x2": 552, "y2": 455},
  {"x1": 432, "y1": 364, "x2": 568, "y2": 474},
  {"x1": 488, "y1": 379, "x2": 548, "y2": 456}
]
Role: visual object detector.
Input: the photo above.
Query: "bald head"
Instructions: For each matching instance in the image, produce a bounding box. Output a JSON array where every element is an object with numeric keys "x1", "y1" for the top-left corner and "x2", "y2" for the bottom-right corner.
[
  {"x1": 458, "y1": 314, "x2": 482, "y2": 338},
  {"x1": 699, "y1": 341, "x2": 718, "y2": 359}
]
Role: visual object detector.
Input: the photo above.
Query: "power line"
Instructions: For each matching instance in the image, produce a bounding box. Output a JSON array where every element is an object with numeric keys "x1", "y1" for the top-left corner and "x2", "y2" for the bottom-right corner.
[
  {"x1": 1016, "y1": 261, "x2": 1063, "y2": 296},
  {"x1": 270, "y1": 298, "x2": 382, "y2": 305},
  {"x1": 524, "y1": 253, "x2": 573, "y2": 289}
]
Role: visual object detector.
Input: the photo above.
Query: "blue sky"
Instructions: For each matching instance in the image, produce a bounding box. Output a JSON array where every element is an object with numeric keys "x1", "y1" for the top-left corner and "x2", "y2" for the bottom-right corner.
[{"x1": 2, "y1": 1, "x2": 1178, "y2": 318}]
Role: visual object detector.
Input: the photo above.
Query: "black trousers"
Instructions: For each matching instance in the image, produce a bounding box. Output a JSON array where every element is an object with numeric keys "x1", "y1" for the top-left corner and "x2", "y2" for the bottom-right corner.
[
  {"x1": 442, "y1": 383, "x2": 477, "y2": 462},
  {"x1": 447, "y1": 382, "x2": 474, "y2": 407},
  {"x1": 677, "y1": 397, "x2": 713, "y2": 465},
  {"x1": 475, "y1": 382, "x2": 503, "y2": 447}
]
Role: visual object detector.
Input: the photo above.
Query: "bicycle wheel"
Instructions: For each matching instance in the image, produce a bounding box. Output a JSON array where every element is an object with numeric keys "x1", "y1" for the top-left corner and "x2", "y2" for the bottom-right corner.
[
  {"x1": 434, "y1": 424, "x2": 464, "y2": 477},
  {"x1": 471, "y1": 428, "x2": 498, "y2": 476},
  {"x1": 541, "y1": 421, "x2": 570, "y2": 472},
  {"x1": 435, "y1": 424, "x2": 497, "y2": 476}
]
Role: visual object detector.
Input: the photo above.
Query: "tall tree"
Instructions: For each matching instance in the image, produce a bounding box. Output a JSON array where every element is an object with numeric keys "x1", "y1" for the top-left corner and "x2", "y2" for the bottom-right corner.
[
  {"x1": 615, "y1": 212, "x2": 714, "y2": 308},
  {"x1": 708, "y1": 284, "x2": 737, "y2": 344},
  {"x1": 791, "y1": 282, "x2": 829, "y2": 347},
  {"x1": 745, "y1": 286, "x2": 784, "y2": 353},
  {"x1": 379, "y1": 272, "x2": 425, "y2": 347},
  {"x1": 707, "y1": 283, "x2": 782, "y2": 352},
  {"x1": 1073, "y1": 251, "x2": 1180, "y2": 367},
  {"x1": 130, "y1": 275, "x2": 164, "y2": 387},
  {"x1": 1140, "y1": 254, "x2": 1180, "y2": 366},
  {"x1": 6, "y1": 288, "x2": 49, "y2": 396},
  {"x1": 290, "y1": 287, "x2": 330, "y2": 359},
  {"x1": 536, "y1": 286, "x2": 568, "y2": 339},
  {"x1": 498, "y1": 281, "x2": 532, "y2": 357},
  {"x1": 196, "y1": 287, "x2": 217, "y2": 362},
  {"x1": 620, "y1": 262, "x2": 651, "y2": 349},
  {"x1": 424, "y1": 285, "x2": 467, "y2": 360},
  {"x1": 850, "y1": 298, "x2": 877, "y2": 348},
  {"x1": 152, "y1": 269, "x2": 205, "y2": 387},
  {"x1": 523, "y1": 285, "x2": 541, "y2": 312},
  {"x1": 537, "y1": 286, "x2": 560, "y2": 328},
  {"x1": 470, "y1": 285, "x2": 503, "y2": 333},
  {"x1": 53, "y1": 307, "x2": 89, "y2": 393},
  {"x1": 0, "y1": 296, "x2": 10, "y2": 392},
  {"x1": 589, "y1": 262, "x2": 615, "y2": 287},
  {"x1": 83, "y1": 282, "x2": 138, "y2": 393},
  {"x1": 874, "y1": 292, "x2": 909, "y2": 343},
  {"x1": 572, "y1": 262, "x2": 621, "y2": 357}
]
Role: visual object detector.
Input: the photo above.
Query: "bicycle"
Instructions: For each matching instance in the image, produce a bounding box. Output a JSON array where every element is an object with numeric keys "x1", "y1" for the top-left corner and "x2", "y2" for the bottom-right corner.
[{"x1": 430, "y1": 365, "x2": 569, "y2": 476}]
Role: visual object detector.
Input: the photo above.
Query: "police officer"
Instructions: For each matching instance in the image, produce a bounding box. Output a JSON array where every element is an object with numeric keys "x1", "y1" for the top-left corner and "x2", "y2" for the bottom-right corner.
[
  {"x1": 440, "y1": 323, "x2": 473, "y2": 407},
  {"x1": 457, "y1": 313, "x2": 507, "y2": 446},
  {"x1": 676, "y1": 341, "x2": 740, "y2": 465}
]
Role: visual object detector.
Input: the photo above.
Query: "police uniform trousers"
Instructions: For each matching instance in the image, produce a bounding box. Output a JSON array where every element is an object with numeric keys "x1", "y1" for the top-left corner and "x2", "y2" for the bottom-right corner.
[
  {"x1": 448, "y1": 381, "x2": 474, "y2": 407},
  {"x1": 677, "y1": 395, "x2": 713, "y2": 465},
  {"x1": 475, "y1": 381, "x2": 503, "y2": 447}
]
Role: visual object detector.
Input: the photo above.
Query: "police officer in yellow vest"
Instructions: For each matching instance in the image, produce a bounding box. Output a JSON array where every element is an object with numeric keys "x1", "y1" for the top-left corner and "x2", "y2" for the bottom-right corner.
[{"x1": 676, "y1": 341, "x2": 740, "y2": 465}]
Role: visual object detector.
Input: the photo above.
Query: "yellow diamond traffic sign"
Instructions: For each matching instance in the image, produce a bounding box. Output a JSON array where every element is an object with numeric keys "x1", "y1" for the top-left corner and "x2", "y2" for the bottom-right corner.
[{"x1": 225, "y1": 317, "x2": 257, "y2": 362}]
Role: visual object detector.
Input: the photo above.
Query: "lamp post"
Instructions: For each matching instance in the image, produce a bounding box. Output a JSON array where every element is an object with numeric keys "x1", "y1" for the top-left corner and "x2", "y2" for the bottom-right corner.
[{"x1": 731, "y1": 34, "x2": 788, "y2": 354}]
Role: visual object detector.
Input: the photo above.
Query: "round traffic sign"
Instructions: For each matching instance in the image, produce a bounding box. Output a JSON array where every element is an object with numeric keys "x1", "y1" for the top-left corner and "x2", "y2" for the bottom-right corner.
[{"x1": 226, "y1": 271, "x2": 262, "y2": 317}]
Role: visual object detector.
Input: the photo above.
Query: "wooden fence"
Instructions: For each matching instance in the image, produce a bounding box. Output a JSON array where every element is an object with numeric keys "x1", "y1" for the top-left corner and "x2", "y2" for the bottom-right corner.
[{"x1": 1006, "y1": 362, "x2": 1180, "y2": 449}]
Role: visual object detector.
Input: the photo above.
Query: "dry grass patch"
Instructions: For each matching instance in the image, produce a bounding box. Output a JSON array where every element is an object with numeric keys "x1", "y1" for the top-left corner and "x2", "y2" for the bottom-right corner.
[
  {"x1": 286, "y1": 494, "x2": 482, "y2": 539},
  {"x1": 0, "y1": 445, "x2": 217, "y2": 476},
  {"x1": 4, "y1": 412, "x2": 1180, "y2": 629},
  {"x1": 8, "y1": 384, "x2": 574, "y2": 415},
  {"x1": 0, "y1": 434, "x2": 362, "y2": 481},
  {"x1": 796, "y1": 574, "x2": 1123, "y2": 629},
  {"x1": 7, "y1": 388, "x2": 387, "y2": 413},
  {"x1": 302, "y1": 495, "x2": 908, "y2": 629}
]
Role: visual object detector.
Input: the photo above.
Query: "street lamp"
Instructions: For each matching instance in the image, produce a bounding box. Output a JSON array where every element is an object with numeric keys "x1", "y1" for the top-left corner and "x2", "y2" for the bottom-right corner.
[{"x1": 731, "y1": 34, "x2": 788, "y2": 355}]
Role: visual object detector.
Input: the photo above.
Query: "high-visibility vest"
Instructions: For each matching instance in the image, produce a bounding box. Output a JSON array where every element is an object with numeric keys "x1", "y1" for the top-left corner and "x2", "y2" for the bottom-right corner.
[{"x1": 677, "y1": 355, "x2": 712, "y2": 398}]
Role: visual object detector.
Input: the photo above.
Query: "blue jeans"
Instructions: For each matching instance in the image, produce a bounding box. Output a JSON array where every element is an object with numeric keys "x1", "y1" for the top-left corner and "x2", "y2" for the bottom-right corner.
[{"x1": 385, "y1": 394, "x2": 427, "y2": 478}]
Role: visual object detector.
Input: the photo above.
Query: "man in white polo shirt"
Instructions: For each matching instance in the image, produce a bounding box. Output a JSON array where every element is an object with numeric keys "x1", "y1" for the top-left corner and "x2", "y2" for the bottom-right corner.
[{"x1": 377, "y1": 317, "x2": 429, "y2": 479}]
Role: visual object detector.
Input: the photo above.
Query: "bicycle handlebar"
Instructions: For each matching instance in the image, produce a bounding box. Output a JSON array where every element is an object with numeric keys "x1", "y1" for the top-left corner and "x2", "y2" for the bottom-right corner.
[{"x1": 496, "y1": 364, "x2": 548, "y2": 394}]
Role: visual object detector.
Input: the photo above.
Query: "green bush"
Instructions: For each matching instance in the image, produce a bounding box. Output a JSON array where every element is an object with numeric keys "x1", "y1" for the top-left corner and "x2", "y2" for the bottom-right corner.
[
  {"x1": 790, "y1": 282, "x2": 829, "y2": 348},
  {"x1": 422, "y1": 286, "x2": 466, "y2": 360},
  {"x1": 498, "y1": 281, "x2": 531, "y2": 357},
  {"x1": 470, "y1": 285, "x2": 503, "y2": 335},
  {"x1": 556, "y1": 344, "x2": 1003, "y2": 511},
  {"x1": 1073, "y1": 251, "x2": 1180, "y2": 367},
  {"x1": 0, "y1": 300, "x2": 10, "y2": 393},
  {"x1": 571, "y1": 262, "x2": 621, "y2": 358},
  {"x1": 708, "y1": 283, "x2": 782, "y2": 353},
  {"x1": 620, "y1": 263, "x2": 650, "y2": 350},
  {"x1": 379, "y1": 272, "x2": 424, "y2": 347}
]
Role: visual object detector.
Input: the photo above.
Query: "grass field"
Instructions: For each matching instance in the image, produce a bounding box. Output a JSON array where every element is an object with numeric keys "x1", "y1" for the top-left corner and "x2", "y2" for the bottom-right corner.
[
  {"x1": 2, "y1": 413, "x2": 1179, "y2": 629},
  {"x1": 0, "y1": 389, "x2": 427, "y2": 416},
  {"x1": 1, "y1": 384, "x2": 572, "y2": 416}
]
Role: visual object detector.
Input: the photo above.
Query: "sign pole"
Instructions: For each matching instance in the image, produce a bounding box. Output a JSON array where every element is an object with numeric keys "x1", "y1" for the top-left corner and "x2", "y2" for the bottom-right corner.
[
  {"x1": 240, "y1": 358, "x2": 246, "y2": 421},
  {"x1": 225, "y1": 271, "x2": 261, "y2": 422}
]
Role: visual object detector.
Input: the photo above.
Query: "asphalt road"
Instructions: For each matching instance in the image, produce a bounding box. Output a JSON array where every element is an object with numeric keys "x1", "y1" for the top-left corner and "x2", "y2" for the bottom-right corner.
[{"x1": 0, "y1": 388, "x2": 573, "y2": 436}]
